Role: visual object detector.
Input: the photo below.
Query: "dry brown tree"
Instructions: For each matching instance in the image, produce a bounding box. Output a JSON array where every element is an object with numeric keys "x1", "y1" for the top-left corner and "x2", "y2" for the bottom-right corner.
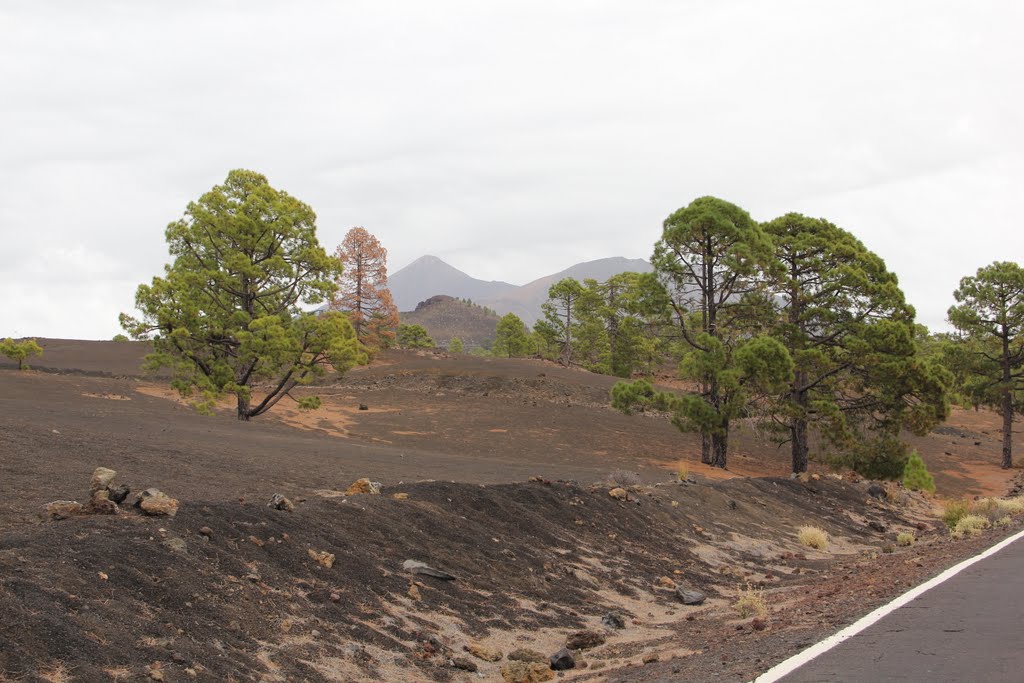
[{"x1": 331, "y1": 227, "x2": 400, "y2": 352}]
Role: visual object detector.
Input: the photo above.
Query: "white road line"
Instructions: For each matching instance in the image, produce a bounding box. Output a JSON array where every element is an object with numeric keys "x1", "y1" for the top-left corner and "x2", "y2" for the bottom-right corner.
[{"x1": 750, "y1": 527, "x2": 1024, "y2": 683}]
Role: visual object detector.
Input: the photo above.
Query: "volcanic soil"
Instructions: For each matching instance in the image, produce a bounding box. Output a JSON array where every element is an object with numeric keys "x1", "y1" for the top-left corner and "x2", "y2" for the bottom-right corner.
[{"x1": 0, "y1": 339, "x2": 1019, "y2": 682}]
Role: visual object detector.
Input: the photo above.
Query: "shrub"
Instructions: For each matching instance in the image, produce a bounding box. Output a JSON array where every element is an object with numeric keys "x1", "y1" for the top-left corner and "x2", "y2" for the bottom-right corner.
[
  {"x1": 447, "y1": 337, "x2": 464, "y2": 354},
  {"x1": 733, "y1": 583, "x2": 767, "y2": 619},
  {"x1": 971, "y1": 496, "x2": 1024, "y2": 522},
  {"x1": 112, "y1": 333, "x2": 129, "y2": 342},
  {"x1": 942, "y1": 500, "x2": 969, "y2": 530},
  {"x1": 798, "y1": 526, "x2": 829, "y2": 551},
  {"x1": 896, "y1": 532, "x2": 915, "y2": 547},
  {"x1": 1, "y1": 337, "x2": 43, "y2": 370},
  {"x1": 995, "y1": 515, "x2": 1013, "y2": 527},
  {"x1": 950, "y1": 514, "x2": 990, "y2": 539},
  {"x1": 396, "y1": 324, "x2": 434, "y2": 349},
  {"x1": 902, "y1": 451, "x2": 935, "y2": 493},
  {"x1": 677, "y1": 462, "x2": 690, "y2": 482},
  {"x1": 607, "y1": 469, "x2": 641, "y2": 487}
]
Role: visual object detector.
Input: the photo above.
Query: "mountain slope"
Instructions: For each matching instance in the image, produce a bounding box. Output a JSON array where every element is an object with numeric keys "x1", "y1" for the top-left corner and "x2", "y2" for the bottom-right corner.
[
  {"x1": 478, "y1": 256, "x2": 653, "y2": 325},
  {"x1": 388, "y1": 255, "x2": 517, "y2": 312},
  {"x1": 399, "y1": 295, "x2": 499, "y2": 349}
]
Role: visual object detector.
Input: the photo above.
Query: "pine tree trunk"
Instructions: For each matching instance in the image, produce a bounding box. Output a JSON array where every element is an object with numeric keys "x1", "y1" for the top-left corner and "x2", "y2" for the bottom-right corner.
[
  {"x1": 791, "y1": 381, "x2": 810, "y2": 473},
  {"x1": 701, "y1": 433, "x2": 713, "y2": 465},
  {"x1": 237, "y1": 394, "x2": 251, "y2": 421},
  {"x1": 712, "y1": 429, "x2": 728, "y2": 469},
  {"x1": 1002, "y1": 387, "x2": 1013, "y2": 469}
]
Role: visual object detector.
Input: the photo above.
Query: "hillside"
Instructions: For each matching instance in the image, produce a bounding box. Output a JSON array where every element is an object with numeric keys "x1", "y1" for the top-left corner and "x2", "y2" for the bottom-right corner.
[
  {"x1": 388, "y1": 255, "x2": 516, "y2": 312},
  {"x1": 0, "y1": 342, "x2": 1020, "y2": 682},
  {"x1": 399, "y1": 295, "x2": 500, "y2": 349}
]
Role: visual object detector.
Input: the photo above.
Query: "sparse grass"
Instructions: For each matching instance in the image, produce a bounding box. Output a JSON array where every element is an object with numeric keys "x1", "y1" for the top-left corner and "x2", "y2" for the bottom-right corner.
[
  {"x1": 733, "y1": 583, "x2": 768, "y2": 619},
  {"x1": 798, "y1": 526, "x2": 829, "y2": 551},
  {"x1": 607, "y1": 469, "x2": 641, "y2": 487},
  {"x1": 995, "y1": 515, "x2": 1013, "y2": 527},
  {"x1": 950, "y1": 514, "x2": 990, "y2": 539},
  {"x1": 39, "y1": 663, "x2": 73, "y2": 683},
  {"x1": 970, "y1": 496, "x2": 1024, "y2": 522},
  {"x1": 942, "y1": 500, "x2": 969, "y2": 530},
  {"x1": 676, "y1": 462, "x2": 689, "y2": 482},
  {"x1": 104, "y1": 667, "x2": 132, "y2": 682},
  {"x1": 896, "y1": 531, "x2": 915, "y2": 547}
]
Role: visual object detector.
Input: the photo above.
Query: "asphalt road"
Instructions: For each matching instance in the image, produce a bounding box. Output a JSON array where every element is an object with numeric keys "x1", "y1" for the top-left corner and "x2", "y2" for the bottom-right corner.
[{"x1": 777, "y1": 534, "x2": 1024, "y2": 682}]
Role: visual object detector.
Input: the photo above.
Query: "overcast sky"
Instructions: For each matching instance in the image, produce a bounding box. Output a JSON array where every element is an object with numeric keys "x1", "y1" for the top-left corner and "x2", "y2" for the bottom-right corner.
[{"x1": 1, "y1": 1, "x2": 1021, "y2": 339}]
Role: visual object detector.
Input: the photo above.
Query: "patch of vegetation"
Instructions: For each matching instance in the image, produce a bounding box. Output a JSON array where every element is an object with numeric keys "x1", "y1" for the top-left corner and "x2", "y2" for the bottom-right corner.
[
  {"x1": 606, "y1": 469, "x2": 641, "y2": 487},
  {"x1": 902, "y1": 450, "x2": 935, "y2": 493},
  {"x1": 970, "y1": 496, "x2": 1024, "y2": 522},
  {"x1": 942, "y1": 500, "x2": 969, "y2": 530},
  {"x1": 1, "y1": 337, "x2": 43, "y2": 370},
  {"x1": 896, "y1": 531, "x2": 915, "y2": 547},
  {"x1": 950, "y1": 514, "x2": 990, "y2": 539},
  {"x1": 447, "y1": 337, "x2": 464, "y2": 353},
  {"x1": 676, "y1": 462, "x2": 689, "y2": 482},
  {"x1": 396, "y1": 324, "x2": 434, "y2": 349},
  {"x1": 733, "y1": 583, "x2": 768, "y2": 619},
  {"x1": 798, "y1": 526, "x2": 828, "y2": 550},
  {"x1": 111, "y1": 333, "x2": 129, "y2": 342}
]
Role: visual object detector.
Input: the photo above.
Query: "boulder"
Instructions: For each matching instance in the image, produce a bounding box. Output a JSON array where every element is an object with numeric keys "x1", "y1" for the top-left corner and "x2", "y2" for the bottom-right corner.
[
  {"x1": 465, "y1": 642, "x2": 503, "y2": 662},
  {"x1": 45, "y1": 500, "x2": 83, "y2": 520},
  {"x1": 867, "y1": 483, "x2": 888, "y2": 500},
  {"x1": 449, "y1": 657, "x2": 478, "y2": 672},
  {"x1": 107, "y1": 484, "x2": 131, "y2": 504},
  {"x1": 549, "y1": 648, "x2": 575, "y2": 671},
  {"x1": 675, "y1": 586, "x2": 706, "y2": 605},
  {"x1": 608, "y1": 487, "x2": 628, "y2": 501},
  {"x1": 403, "y1": 559, "x2": 456, "y2": 581},
  {"x1": 90, "y1": 467, "x2": 117, "y2": 493},
  {"x1": 136, "y1": 489, "x2": 178, "y2": 517},
  {"x1": 501, "y1": 661, "x2": 555, "y2": 683},
  {"x1": 565, "y1": 630, "x2": 605, "y2": 651},
  {"x1": 307, "y1": 549, "x2": 335, "y2": 569},
  {"x1": 89, "y1": 490, "x2": 119, "y2": 515}
]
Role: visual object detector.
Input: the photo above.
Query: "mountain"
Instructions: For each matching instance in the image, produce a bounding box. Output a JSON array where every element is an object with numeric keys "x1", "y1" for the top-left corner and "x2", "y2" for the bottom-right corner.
[
  {"x1": 387, "y1": 255, "x2": 653, "y2": 326},
  {"x1": 388, "y1": 255, "x2": 517, "y2": 312},
  {"x1": 399, "y1": 295, "x2": 499, "y2": 349},
  {"x1": 478, "y1": 257, "x2": 653, "y2": 325}
]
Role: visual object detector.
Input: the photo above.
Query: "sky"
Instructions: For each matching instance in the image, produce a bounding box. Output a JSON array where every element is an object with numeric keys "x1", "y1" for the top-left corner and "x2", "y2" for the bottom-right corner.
[{"x1": 1, "y1": 0, "x2": 1021, "y2": 339}]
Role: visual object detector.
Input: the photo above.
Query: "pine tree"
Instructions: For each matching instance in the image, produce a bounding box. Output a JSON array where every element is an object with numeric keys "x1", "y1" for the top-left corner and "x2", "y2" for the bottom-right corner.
[{"x1": 331, "y1": 227, "x2": 400, "y2": 352}]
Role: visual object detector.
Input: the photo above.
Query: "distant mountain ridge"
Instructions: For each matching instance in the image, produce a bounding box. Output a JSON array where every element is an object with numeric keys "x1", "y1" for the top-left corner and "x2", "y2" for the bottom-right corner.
[
  {"x1": 388, "y1": 255, "x2": 652, "y2": 325},
  {"x1": 388, "y1": 255, "x2": 517, "y2": 312}
]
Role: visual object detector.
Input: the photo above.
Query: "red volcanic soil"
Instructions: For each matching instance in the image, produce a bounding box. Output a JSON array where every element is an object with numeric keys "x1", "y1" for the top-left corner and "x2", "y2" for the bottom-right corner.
[{"x1": 0, "y1": 340, "x2": 1019, "y2": 682}]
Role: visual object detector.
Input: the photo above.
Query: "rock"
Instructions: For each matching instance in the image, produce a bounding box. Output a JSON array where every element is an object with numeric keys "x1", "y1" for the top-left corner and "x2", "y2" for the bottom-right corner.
[
  {"x1": 89, "y1": 490, "x2": 119, "y2": 515},
  {"x1": 549, "y1": 648, "x2": 575, "y2": 671},
  {"x1": 728, "y1": 499, "x2": 738, "y2": 510},
  {"x1": 508, "y1": 648, "x2": 547, "y2": 663},
  {"x1": 330, "y1": 592, "x2": 341, "y2": 602},
  {"x1": 136, "y1": 489, "x2": 179, "y2": 517},
  {"x1": 867, "y1": 483, "x2": 888, "y2": 500},
  {"x1": 608, "y1": 487, "x2": 628, "y2": 501},
  {"x1": 308, "y1": 549, "x2": 335, "y2": 569},
  {"x1": 346, "y1": 478, "x2": 382, "y2": 495},
  {"x1": 408, "y1": 583, "x2": 422, "y2": 601},
  {"x1": 601, "y1": 611, "x2": 626, "y2": 630},
  {"x1": 868, "y1": 520, "x2": 888, "y2": 533},
  {"x1": 642, "y1": 653, "x2": 659, "y2": 664},
  {"x1": 671, "y1": 500, "x2": 680, "y2": 508},
  {"x1": 90, "y1": 467, "x2": 117, "y2": 492},
  {"x1": 198, "y1": 526, "x2": 214, "y2": 538},
  {"x1": 656, "y1": 576, "x2": 676, "y2": 588},
  {"x1": 751, "y1": 617, "x2": 768, "y2": 631},
  {"x1": 675, "y1": 586, "x2": 706, "y2": 605},
  {"x1": 466, "y1": 642, "x2": 503, "y2": 662},
  {"x1": 45, "y1": 500, "x2": 83, "y2": 520},
  {"x1": 359, "y1": 403, "x2": 369, "y2": 410},
  {"x1": 565, "y1": 630, "x2": 605, "y2": 650},
  {"x1": 501, "y1": 661, "x2": 555, "y2": 682},
  {"x1": 107, "y1": 484, "x2": 131, "y2": 504},
  {"x1": 450, "y1": 657, "x2": 478, "y2": 672},
  {"x1": 811, "y1": 473, "x2": 821, "y2": 481},
  {"x1": 392, "y1": 492, "x2": 409, "y2": 500},
  {"x1": 268, "y1": 493, "x2": 294, "y2": 511},
  {"x1": 403, "y1": 559, "x2": 456, "y2": 580}
]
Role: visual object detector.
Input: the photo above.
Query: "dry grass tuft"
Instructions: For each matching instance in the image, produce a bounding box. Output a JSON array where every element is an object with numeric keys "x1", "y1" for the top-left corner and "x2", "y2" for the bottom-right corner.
[
  {"x1": 676, "y1": 462, "x2": 689, "y2": 482},
  {"x1": 733, "y1": 583, "x2": 768, "y2": 619},
  {"x1": 798, "y1": 526, "x2": 829, "y2": 551},
  {"x1": 942, "y1": 500, "x2": 969, "y2": 530},
  {"x1": 39, "y1": 663, "x2": 73, "y2": 683},
  {"x1": 951, "y1": 514, "x2": 990, "y2": 539},
  {"x1": 896, "y1": 532, "x2": 915, "y2": 547},
  {"x1": 970, "y1": 496, "x2": 1024, "y2": 522}
]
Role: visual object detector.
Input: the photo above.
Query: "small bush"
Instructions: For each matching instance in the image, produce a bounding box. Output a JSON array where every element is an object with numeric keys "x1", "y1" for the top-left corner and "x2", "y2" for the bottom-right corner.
[
  {"x1": 677, "y1": 462, "x2": 690, "y2": 482},
  {"x1": 902, "y1": 451, "x2": 935, "y2": 493},
  {"x1": 733, "y1": 583, "x2": 767, "y2": 619},
  {"x1": 112, "y1": 334, "x2": 129, "y2": 342},
  {"x1": 942, "y1": 500, "x2": 969, "y2": 530},
  {"x1": 798, "y1": 526, "x2": 829, "y2": 551},
  {"x1": 950, "y1": 514, "x2": 990, "y2": 539},
  {"x1": 607, "y1": 469, "x2": 641, "y2": 487},
  {"x1": 995, "y1": 515, "x2": 1013, "y2": 527},
  {"x1": 971, "y1": 496, "x2": 1024, "y2": 522},
  {"x1": 896, "y1": 532, "x2": 915, "y2": 547}
]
